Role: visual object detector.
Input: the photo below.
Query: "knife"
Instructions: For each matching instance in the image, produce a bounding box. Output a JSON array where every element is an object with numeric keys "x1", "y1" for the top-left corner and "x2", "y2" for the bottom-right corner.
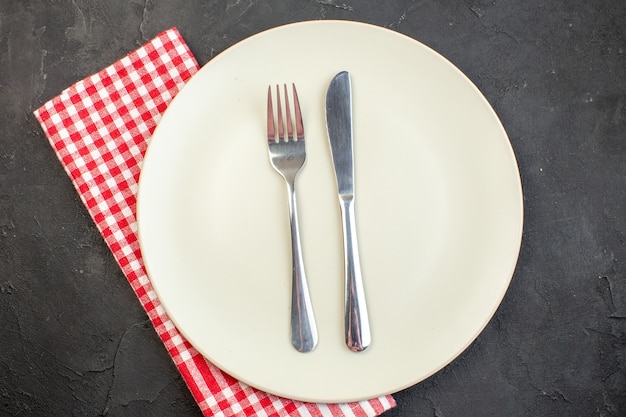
[{"x1": 325, "y1": 71, "x2": 371, "y2": 352}]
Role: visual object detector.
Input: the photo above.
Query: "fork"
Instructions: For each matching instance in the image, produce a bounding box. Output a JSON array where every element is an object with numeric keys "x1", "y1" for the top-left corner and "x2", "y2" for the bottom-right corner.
[{"x1": 266, "y1": 84, "x2": 318, "y2": 352}]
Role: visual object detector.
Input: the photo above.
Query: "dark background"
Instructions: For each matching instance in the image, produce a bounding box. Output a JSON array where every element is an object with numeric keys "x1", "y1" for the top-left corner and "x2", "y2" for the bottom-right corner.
[{"x1": 1, "y1": 0, "x2": 624, "y2": 416}]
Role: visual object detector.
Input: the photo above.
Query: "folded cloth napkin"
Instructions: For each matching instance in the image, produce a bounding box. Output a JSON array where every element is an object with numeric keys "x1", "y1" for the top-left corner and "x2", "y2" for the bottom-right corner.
[{"x1": 34, "y1": 28, "x2": 395, "y2": 417}]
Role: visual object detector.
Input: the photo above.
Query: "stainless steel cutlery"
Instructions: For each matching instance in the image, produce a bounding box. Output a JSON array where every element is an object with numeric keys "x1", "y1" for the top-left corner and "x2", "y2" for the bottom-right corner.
[
  {"x1": 266, "y1": 73, "x2": 370, "y2": 352},
  {"x1": 266, "y1": 84, "x2": 318, "y2": 353},
  {"x1": 325, "y1": 71, "x2": 371, "y2": 352}
]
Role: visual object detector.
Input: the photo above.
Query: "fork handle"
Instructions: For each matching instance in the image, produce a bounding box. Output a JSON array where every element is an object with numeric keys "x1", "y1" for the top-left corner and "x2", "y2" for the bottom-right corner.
[
  {"x1": 340, "y1": 198, "x2": 371, "y2": 352},
  {"x1": 287, "y1": 182, "x2": 318, "y2": 353}
]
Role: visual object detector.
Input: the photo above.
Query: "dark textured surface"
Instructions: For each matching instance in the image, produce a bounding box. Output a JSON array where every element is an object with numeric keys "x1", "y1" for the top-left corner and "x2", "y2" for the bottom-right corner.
[{"x1": 1, "y1": 0, "x2": 625, "y2": 416}]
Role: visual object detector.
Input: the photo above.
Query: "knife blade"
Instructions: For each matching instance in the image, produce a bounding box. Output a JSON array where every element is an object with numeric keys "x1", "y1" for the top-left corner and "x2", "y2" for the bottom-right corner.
[{"x1": 325, "y1": 71, "x2": 371, "y2": 352}]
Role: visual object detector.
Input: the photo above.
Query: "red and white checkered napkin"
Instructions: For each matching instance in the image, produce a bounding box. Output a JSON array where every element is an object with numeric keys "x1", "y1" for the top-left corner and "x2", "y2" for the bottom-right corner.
[{"x1": 34, "y1": 28, "x2": 395, "y2": 417}]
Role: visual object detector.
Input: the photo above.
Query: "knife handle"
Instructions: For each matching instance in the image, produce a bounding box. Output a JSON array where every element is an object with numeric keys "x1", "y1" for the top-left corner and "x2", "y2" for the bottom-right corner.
[{"x1": 340, "y1": 198, "x2": 371, "y2": 352}]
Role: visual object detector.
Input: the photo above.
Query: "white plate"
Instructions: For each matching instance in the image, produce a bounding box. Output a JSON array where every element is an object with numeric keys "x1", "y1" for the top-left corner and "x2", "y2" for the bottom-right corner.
[{"x1": 137, "y1": 21, "x2": 523, "y2": 403}]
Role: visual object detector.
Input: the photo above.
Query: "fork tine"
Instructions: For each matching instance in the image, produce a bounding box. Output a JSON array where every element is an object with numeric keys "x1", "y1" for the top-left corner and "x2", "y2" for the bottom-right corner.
[
  {"x1": 267, "y1": 86, "x2": 275, "y2": 142},
  {"x1": 276, "y1": 85, "x2": 285, "y2": 142},
  {"x1": 284, "y1": 84, "x2": 294, "y2": 141},
  {"x1": 292, "y1": 84, "x2": 304, "y2": 140}
]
